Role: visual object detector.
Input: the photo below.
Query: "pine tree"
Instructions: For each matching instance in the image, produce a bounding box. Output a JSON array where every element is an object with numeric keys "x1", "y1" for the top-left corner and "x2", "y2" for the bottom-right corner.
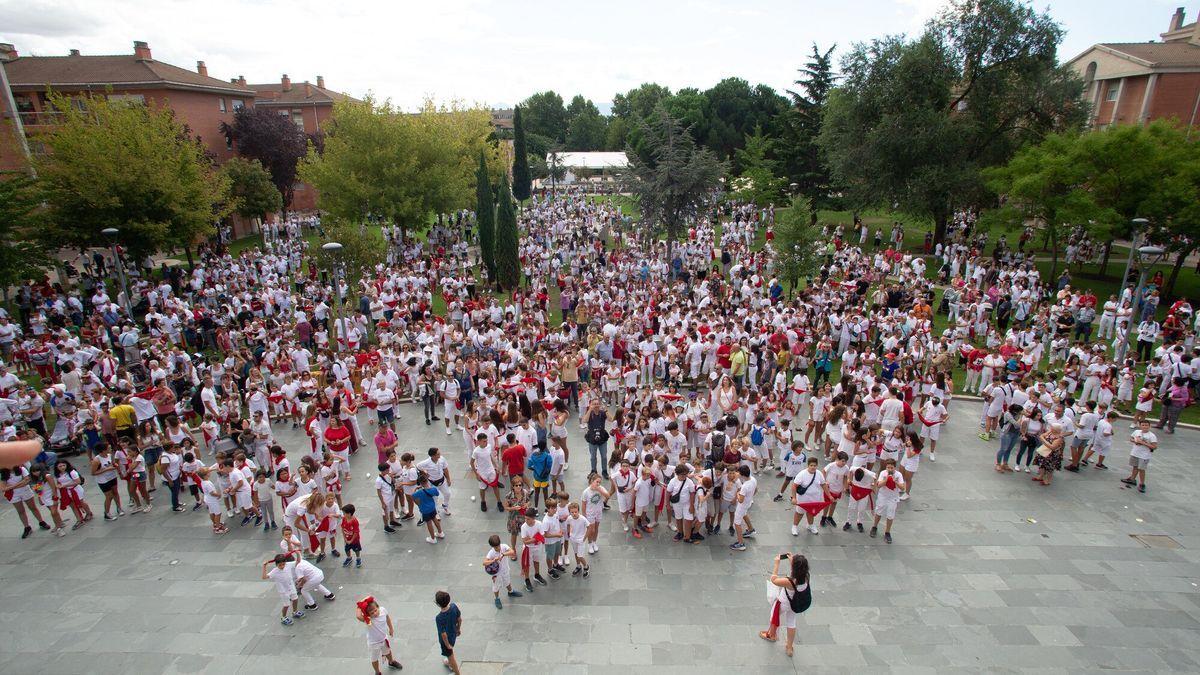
[
  {"x1": 475, "y1": 150, "x2": 496, "y2": 280},
  {"x1": 494, "y1": 174, "x2": 520, "y2": 290},
  {"x1": 512, "y1": 105, "x2": 532, "y2": 201}
]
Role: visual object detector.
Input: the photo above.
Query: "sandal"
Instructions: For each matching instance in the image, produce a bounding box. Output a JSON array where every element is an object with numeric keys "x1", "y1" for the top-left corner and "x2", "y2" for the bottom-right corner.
[{"x1": 758, "y1": 631, "x2": 777, "y2": 642}]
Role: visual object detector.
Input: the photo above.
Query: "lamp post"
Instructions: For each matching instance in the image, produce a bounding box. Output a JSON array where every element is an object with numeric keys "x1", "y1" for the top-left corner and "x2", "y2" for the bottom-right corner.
[
  {"x1": 322, "y1": 242, "x2": 343, "y2": 354},
  {"x1": 1116, "y1": 244, "x2": 1166, "y2": 364},
  {"x1": 101, "y1": 227, "x2": 130, "y2": 315},
  {"x1": 1119, "y1": 217, "x2": 1149, "y2": 301}
]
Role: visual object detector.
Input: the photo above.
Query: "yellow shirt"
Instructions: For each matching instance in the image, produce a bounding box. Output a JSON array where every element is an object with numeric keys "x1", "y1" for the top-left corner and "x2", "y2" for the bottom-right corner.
[
  {"x1": 110, "y1": 404, "x2": 136, "y2": 430},
  {"x1": 729, "y1": 350, "x2": 747, "y2": 376}
]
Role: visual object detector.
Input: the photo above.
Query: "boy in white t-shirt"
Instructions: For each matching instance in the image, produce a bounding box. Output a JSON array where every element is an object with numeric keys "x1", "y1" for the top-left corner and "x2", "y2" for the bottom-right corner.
[
  {"x1": 1123, "y1": 419, "x2": 1157, "y2": 494},
  {"x1": 261, "y1": 553, "x2": 303, "y2": 625},
  {"x1": 483, "y1": 534, "x2": 522, "y2": 609},
  {"x1": 843, "y1": 465, "x2": 877, "y2": 532},
  {"x1": 563, "y1": 502, "x2": 591, "y2": 577},
  {"x1": 871, "y1": 459, "x2": 906, "y2": 544},
  {"x1": 821, "y1": 452, "x2": 850, "y2": 528},
  {"x1": 1081, "y1": 409, "x2": 1116, "y2": 470},
  {"x1": 775, "y1": 441, "x2": 807, "y2": 502},
  {"x1": 729, "y1": 465, "x2": 757, "y2": 552}
]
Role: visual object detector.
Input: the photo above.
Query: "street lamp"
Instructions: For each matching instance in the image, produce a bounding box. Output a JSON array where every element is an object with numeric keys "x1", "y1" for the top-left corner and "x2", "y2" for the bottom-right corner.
[
  {"x1": 1119, "y1": 217, "x2": 1150, "y2": 298},
  {"x1": 1116, "y1": 244, "x2": 1167, "y2": 364},
  {"x1": 101, "y1": 227, "x2": 131, "y2": 315},
  {"x1": 322, "y1": 241, "x2": 343, "y2": 354}
]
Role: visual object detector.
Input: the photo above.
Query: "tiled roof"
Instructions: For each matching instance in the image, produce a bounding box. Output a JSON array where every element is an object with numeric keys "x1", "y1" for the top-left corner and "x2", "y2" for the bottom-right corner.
[
  {"x1": 4, "y1": 54, "x2": 254, "y2": 94},
  {"x1": 249, "y1": 82, "x2": 356, "y2": 105},
  {"x1": 1098, "y1": 42, "x2": 1200, "y2": 68}
]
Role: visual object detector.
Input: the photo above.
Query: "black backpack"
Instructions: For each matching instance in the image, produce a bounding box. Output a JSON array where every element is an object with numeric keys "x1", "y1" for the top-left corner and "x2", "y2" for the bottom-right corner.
[
  {"x1": 786, "y1": 579, "x2": 812, "y2": 614},
  {"x1": 709, "y1": 433, "x2": 726, "y2": 464}
]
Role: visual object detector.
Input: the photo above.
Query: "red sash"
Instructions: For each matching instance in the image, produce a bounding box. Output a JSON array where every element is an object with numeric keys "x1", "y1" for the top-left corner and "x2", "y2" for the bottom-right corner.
[
  {"x1": 797, "y1": 499, "x2": 830, "y2": 517},
  {"x1": 848, "y1": 484, "x2": 873, "y2": 502},
  {"x1": 58, "y1": 486, "x2": 79, "y2": 509}
]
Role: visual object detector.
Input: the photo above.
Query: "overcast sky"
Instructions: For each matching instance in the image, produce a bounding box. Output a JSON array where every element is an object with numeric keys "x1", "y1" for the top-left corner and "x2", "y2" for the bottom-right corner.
[{"x1": 0, "y1": 0, "x2": 1185, "y2": 111}]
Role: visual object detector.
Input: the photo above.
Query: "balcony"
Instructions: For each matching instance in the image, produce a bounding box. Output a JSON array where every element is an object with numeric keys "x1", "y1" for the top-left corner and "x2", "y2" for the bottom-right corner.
[{"x1": 15, "y1": 110, "x2": 68, "y2": 127}]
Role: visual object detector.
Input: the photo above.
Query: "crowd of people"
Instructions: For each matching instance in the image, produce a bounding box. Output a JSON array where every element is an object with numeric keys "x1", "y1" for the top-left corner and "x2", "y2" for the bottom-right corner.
[{"x1": 0, "y1": 185, "x2": 1190, "y2": 667}]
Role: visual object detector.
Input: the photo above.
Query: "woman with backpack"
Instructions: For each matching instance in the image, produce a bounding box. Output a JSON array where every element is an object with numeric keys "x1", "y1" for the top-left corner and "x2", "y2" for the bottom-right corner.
[{"x1": 759, "y1": 552, "x2": 811, "y2": 657}]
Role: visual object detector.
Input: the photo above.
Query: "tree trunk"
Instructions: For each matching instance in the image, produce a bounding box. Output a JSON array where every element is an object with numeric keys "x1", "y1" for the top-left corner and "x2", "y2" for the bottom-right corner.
[
  {"x1": 1098, "y1": 239, "x2": 1112, "y2": 277},
  {"x1": 1164, "y1": 246, "x2": 1194, "y2": 300},
  {"x1": 185, "y1": 244, "x2": 195, "y2": 271},
  {"x1": 934, "y1": 212, "x2": 948, "y2": 247},
  {"x1": 1047, "y1": 227, "x2": 1059, "y2": 282}
]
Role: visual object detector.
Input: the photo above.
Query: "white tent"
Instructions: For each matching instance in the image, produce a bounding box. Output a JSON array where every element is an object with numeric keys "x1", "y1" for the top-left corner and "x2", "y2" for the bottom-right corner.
[{"x1": 550, "y1": 151, "x2": 629, "y2": 170}]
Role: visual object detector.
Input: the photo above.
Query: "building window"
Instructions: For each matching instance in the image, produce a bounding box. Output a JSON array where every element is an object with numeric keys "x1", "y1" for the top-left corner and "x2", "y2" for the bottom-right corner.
[
  {"x1": 219, "y1": 97, "x2": 226, "y2": 113},
  {"x1": 292, "y1": 109, "x2": 304, "y2": 128},
  {"x1": 108, "y1": 94, "x2": 146, "y2": 106},
  {"x1": 1106, "y1": 83, "x2": 1119, "y2": 102},
  {"x1": 232, "y1": 99, "x2": 245, "y2": 110}
]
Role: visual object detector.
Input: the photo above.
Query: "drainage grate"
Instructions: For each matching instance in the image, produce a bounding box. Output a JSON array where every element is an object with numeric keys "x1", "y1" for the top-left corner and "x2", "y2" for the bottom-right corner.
[{"x1": 1130, "y1": 534, "x2": 1182, "y2": 549}]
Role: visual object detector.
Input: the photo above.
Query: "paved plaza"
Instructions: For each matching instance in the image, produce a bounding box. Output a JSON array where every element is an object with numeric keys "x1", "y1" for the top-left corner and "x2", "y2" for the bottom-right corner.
[{"x1": 1, "y1": 400, "x2": 1198, "y2": 674}]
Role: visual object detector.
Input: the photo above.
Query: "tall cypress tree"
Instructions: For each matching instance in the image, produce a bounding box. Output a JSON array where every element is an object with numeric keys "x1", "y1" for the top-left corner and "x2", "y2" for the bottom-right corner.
[
  {"x1": 494, "y1": 174, "x2": 520, "y2": 290},
  {"x1": 475, "y1": 150, "x2": 496, "y2": 281},
  {"x1": 512, "y1": 105, "x2": 532, "y2": 201}
]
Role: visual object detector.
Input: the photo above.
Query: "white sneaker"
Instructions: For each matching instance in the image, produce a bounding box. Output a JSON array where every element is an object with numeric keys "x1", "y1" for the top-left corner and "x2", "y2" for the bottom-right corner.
[
  {"x1": 929, "y1": 453, "x2": 936, "y2": 462},
  {"x1": 426, "y1": 537, "x2": 437, "y2": 544},
  {"x1": 791, "y1": 525, "x2": 799, "y2": 536},
  {"x1": 668, "y1": 522, "x2": 677, "y2": 532},
  {"x1": 900, "y1": 493, "x2": 909, "y2": 501},
  {"x1": 142, "y1": 504, "x2": 152, "y2": 513},
  {"x1": 445, "y1": 428, "x2": 452, "y2": 435},
  {"x1": 622, "y1": 524, "x2": 629, "y2": 532},
  {"x1": 810, "y1": 525, "x2": 819, "y2": 534},
  {"x1": 436, "y1": 531, "x2": 445, "y2": 539},
  {"x1": 54, "y1": 527, "x2": 66, "y2": 537}
]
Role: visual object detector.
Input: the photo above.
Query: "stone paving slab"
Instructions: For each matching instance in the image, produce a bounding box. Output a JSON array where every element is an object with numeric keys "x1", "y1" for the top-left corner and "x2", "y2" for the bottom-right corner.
[{"x1": 0, "y1": 400, "x2": 1198, "y2": 673}]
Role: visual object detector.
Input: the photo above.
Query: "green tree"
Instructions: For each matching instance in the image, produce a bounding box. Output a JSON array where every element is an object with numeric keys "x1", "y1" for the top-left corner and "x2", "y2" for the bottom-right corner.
[
  {"x1": 772, "y1": 196, "x2": 825, "y2": 290},
  {"x1": 731, "y1": 126, "x2": 787, "y2": 206},
  {"x1": 220, "y1": 106, "x2": 310, "y2": 214},
  {"x1": 300, "y1": 97, "x2": 499, "y2": 236},
  {"x1": 1137, "y1": 123, "x2": 1200, "y2": 298},
  {"x1": 778, "y1": 43, "x2": 838, "y2": 222},
  {"x1": 35, "y1": 93, "x2": 230, "y2": 262},
  {"x1": 0, "y1": 173, "x2": 53, "y2": 300},
  {"x1": 819, "y1": 0, "x2": 1085, "y2": 244},
  {"x1": 565, "y1": 96, "x2": 608, "y2": 151},
  {"x1": 313, "y1": 217, "x2": 386, "y2": 285},
  {"x1": 494, "y1": 174, "x2": 520, "y2": 290},
  {"x1": 221, "y1": 157, "x2": 282, "y2": 224},
  {"x1": 512, "y1": 105, "x2": 532, "y2": 201},
  {"x1": 520, "y1": 91, "x2": 568, "y2": 144},
  {"x1": 981, "y1": 131, "x2": 1102, "y2": 279},
  {"x1": 475, "y1": 150, "x2": 497, "y2": 281},
  {"x1": 626, "y1": 104, "x2": 726, "y2": 250}
]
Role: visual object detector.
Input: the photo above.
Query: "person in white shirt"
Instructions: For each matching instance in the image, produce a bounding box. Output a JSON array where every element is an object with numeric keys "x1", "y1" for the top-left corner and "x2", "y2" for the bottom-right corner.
[
  {"x1": 519, "y1": 508, "x2": 547, "y2": 591},
  {"x1": 1124, "y1": 419, "x2": 1157, "y2": 493},
  {"x1": 563, "y1": 502, "x2": 591, "y2": 578},
  {"x1": 790, "y1": 457, "x2": 828, "y2": 535},
  {"x1": 1080, "y1": 408, "x2": 1116, "y2": 470},
  {"x1": 821, "y1": 453, "x2": 850, "y2": 529},
  {"x1": 293, "y1": 557, "x2": 336, "y2": 609},
  {"x1": 667, "y1": 465, "x2": 699, "y2": 543},
  {"x1": 1065, "y1": 400, "x2": 1099, "y2": 471},
  {"x1": 843, "y1": 465, "x2": 877, "y2": 532},
  {"x1": 871, "y1": 459, "x2": 906, "y2": 544},
  {"x1": 356, "y1": 597, "x2": 403, "y2": 672},
  {"x1": 469, "y1": 433, "x2": 502, "y2": 512},
  {"x1": 416, "y1": 447, "x2": 452, "y2": 515},
  {"x1": 730, "y1": 465, "x2": 757, "y2": 551},
  {"x1": 483, "y1": 534, "x2": 523, "y2": 608},
  {"x1": 261, "y1": 554, "x2": 303, "y2": 625}
]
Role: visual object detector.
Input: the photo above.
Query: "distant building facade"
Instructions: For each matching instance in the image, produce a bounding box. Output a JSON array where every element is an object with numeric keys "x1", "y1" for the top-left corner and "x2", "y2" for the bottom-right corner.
[{"x1": 1067, "y1": 7, "x2": 1200, "y2": 129}]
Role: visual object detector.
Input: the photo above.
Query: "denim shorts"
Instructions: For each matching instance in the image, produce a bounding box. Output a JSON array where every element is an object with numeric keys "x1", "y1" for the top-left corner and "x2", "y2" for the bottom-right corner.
[{"x1": 143, "y1": 446, "x2": 162, "y2": 467}]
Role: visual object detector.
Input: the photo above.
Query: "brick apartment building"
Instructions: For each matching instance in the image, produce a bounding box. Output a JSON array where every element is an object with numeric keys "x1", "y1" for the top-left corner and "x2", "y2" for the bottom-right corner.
[
  {"x1": 0, "y1": 41, "x2": 255, "y2": 171},
  {"x1": 1068, "y1": 7, "x2": 1200, "y2": 129},
  {"x1": 249, "y1": 74, "x2": 355, "y2": 210}
]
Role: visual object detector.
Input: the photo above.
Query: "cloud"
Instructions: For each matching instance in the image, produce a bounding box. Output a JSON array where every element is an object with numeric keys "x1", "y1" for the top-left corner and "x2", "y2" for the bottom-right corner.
[{"x1": 0, "y1": 0, "x2": 108, "y2": 38}]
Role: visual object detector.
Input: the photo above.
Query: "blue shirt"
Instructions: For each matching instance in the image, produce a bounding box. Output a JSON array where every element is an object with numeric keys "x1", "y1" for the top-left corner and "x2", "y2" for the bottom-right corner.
[
  {"x1": 413, "y1": 486, "x2": 440, "y2": 516},
  {"x1": 436, "y1": 604, "x2": 460, "y2": 650}
]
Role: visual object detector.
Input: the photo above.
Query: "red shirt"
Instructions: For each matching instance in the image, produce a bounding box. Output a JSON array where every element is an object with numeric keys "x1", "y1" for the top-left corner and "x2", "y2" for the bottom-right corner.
[
  {"x1": 342, "y1": 516, "x2": 360, "y2": 544},
  {"x1": 324, "y1": 425, "x2": 352, "y2": 453},
  {"x1": 501, "y1": 444, "x2": 526, "y2": 477}
]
